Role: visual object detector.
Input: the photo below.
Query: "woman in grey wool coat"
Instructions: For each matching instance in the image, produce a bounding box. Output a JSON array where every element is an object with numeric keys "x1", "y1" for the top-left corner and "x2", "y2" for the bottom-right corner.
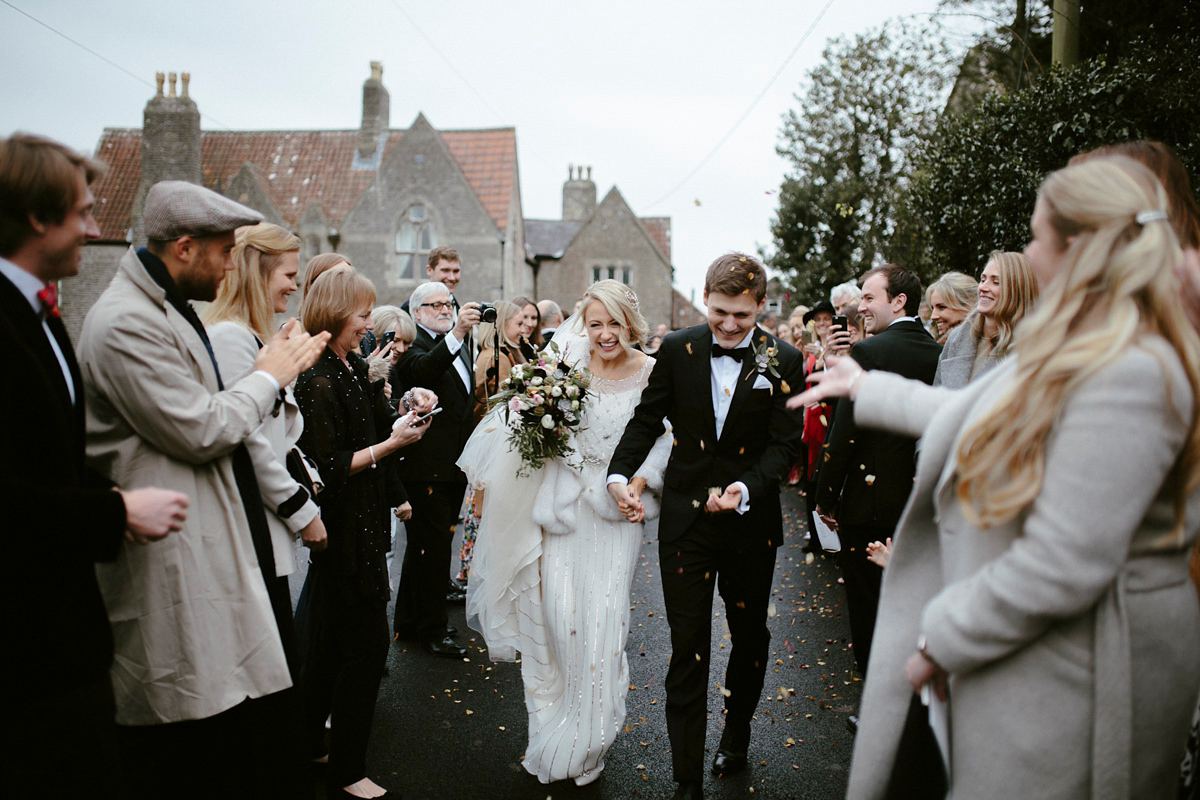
[{"x1": 790, "y1": 154, "x2": 1200, "y2": 799}]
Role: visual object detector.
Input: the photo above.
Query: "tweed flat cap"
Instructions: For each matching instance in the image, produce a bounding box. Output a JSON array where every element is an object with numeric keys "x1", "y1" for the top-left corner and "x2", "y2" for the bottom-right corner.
[{"x1": 143, "y1": 180, "x2": 263, "y2": 240}]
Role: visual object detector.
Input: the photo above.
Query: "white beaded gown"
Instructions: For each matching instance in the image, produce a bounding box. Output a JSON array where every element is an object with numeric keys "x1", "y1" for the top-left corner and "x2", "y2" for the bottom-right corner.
[{"x1": 458, "y1": 342, "x2": 670, "y2": 786}]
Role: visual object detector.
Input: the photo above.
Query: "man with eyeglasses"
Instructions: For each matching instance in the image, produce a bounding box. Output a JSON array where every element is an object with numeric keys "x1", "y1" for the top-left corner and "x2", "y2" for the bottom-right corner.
[{"x1": 391, "y1": 280, "x2": 483, "y2": 657}]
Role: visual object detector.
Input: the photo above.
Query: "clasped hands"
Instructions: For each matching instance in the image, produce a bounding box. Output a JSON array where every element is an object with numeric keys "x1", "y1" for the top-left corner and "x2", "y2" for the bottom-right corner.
[{"x1": 607, "y1": 477, "x2": 648, "y2": 522}]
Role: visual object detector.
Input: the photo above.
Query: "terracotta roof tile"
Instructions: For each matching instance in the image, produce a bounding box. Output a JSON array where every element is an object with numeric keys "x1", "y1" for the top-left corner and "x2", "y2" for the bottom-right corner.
[{"x1": 91, "y1": 126, "x2": 516, "y2": 242}]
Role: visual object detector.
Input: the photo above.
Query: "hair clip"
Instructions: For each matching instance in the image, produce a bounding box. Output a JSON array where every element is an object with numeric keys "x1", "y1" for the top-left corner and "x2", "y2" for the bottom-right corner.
[
  {"x1": 1135, "y1": 209, "x2": 1169, "y2": 225},
  {"x1": 624, "y1": 288, "x2": 639, "y2": 311}
]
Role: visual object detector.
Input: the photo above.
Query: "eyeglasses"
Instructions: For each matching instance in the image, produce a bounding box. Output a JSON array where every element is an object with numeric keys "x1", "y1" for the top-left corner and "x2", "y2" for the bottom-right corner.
[{"x1": 418, "y1": 301, "x2": 454, "y2": 311}]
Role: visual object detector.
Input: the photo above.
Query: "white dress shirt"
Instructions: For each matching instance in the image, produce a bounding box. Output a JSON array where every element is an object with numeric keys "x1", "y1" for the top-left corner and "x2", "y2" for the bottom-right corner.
[{"x1": 419, "y1": 322, "x2": 472, "y2": 391}]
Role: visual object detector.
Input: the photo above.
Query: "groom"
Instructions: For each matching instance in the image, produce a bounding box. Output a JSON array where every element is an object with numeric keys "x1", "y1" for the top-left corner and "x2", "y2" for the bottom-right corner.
[{"x1": 608, "y1": 253, "x2": 804, "y2": 800}]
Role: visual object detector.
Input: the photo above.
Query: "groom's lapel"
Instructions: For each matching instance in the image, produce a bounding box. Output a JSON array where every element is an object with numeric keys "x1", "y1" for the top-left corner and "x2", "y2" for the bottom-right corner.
[
  {"x1": 721, "y1": 330, "x2": 768, "y2": 441},
  {"x1": 687, "y1": 326, "x2": 719, "y2": 443}
]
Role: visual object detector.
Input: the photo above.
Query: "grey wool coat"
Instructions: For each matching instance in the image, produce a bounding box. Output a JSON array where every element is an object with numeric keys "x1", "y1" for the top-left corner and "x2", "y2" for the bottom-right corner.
[
  {"x1": 932, "y1": 312, "x2": 1001, "y2": 389},
  {"x1": 77, "y1": 248, "x2": 292, "y2": 725},
  {"x1": 846, "y1": 337, "x2": 1200, "y2": 800}
]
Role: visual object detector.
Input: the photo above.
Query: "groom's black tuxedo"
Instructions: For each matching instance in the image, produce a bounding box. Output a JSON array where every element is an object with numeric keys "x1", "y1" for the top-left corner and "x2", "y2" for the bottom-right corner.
[{"x1": 609, "y1": 322, "x2": 805, "y2": 784}]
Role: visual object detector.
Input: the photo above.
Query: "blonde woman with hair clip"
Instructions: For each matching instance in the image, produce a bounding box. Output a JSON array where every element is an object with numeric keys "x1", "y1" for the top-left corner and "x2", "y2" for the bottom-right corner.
[
  {"x1": 789, "y1": 155, "x2": 1200, "y2": 799},
  {"x1": 933, "y1": 251, "x2": 1038, "y2": 389},
  {"x1": 458, "y1": 279, "x2": 672, "y2": 787}
]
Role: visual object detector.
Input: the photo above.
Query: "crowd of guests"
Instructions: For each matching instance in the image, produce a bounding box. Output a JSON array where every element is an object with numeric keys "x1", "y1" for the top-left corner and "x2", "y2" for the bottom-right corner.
[{"x1": 4, "y1": 127, "x2": 1200, "y2": 800}]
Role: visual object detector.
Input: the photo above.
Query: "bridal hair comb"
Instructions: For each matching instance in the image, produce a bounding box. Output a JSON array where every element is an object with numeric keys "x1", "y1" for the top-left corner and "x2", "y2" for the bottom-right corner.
[
  {"x1": 1136, "y1": 209, "x2": 1169, "y2": 225},
  {"x1": 624, "y1": 288, "x2": 640, "y2": 311}
]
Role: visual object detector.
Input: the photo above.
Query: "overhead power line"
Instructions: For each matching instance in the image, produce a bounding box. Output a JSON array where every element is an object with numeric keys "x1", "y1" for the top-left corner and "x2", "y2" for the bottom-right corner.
[
  {"x1": 0, "y1": 0, "x2": 234, "y2": 131},
  {"x1": 644, "y1": 0, "x2": 839, "y2": 210}
]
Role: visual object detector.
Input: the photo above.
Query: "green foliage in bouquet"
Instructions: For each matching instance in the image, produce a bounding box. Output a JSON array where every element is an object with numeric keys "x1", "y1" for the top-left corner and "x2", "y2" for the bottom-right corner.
[{"x1": 488, "y1": 340, "x2": 592, "y2": 477}]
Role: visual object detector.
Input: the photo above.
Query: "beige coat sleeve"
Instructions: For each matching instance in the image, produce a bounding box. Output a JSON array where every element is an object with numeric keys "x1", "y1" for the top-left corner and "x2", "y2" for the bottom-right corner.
[
  {"x1": 84, "y1": 307, "x2": 278, "y2": 465},
  {"x1": 854, "y1": 369, "x2": 957, "y2": 439}
]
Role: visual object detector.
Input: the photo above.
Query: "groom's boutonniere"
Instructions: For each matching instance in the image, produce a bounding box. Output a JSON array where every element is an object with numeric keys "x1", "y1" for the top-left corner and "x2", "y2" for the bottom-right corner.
[{"x1": 751, "y1": 338, "x2": 781, "y2": 379}]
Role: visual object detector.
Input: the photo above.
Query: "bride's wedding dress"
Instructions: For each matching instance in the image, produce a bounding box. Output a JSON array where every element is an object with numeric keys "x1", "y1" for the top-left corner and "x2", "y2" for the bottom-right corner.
[{"x1": 458, "y1": 335, "x2": 670, "y2": 785}]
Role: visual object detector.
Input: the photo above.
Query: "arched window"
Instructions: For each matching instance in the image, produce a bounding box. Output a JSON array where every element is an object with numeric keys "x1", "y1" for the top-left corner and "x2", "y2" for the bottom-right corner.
[{"x1": 395, "y1": 204, "x2": 437, "y2": 279}]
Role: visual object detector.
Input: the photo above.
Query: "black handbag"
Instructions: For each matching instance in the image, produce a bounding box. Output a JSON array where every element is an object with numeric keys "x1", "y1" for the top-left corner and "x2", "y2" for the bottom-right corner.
[{"x1": 286, "y1": 447, "x2": 324, "y2": 505}]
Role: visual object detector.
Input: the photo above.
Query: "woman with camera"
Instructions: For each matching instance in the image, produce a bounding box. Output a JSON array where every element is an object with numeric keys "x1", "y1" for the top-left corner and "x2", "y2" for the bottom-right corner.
[{"x1": 790, "y1": 154, "x2": 1200, "y2": 799}]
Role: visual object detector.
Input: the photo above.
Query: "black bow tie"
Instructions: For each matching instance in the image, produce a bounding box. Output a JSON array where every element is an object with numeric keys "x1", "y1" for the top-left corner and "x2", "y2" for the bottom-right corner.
[{"x1": 711, "y1": 343, "x2": 747, "y2": 361}]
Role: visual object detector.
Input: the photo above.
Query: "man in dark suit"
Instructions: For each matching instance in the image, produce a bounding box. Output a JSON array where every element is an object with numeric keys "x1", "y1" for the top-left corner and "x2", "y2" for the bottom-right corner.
[
  {"x1": 608, "y1": 253, "x2": 805, "y2": 800},
  {"x1": 391, "y1": 279, "x2": 482, "y2": 657},
  {"x1": 0, "y1": 133, "x2": 188, "y2": 797},
  {"x1": 816, "y1": 265, "x2": 942, "y2": 676}
]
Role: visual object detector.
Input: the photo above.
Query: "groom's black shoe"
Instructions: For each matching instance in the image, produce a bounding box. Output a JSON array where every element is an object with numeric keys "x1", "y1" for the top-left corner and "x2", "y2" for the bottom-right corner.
[
  {"x1": 425, "y1": 635, "x2": 468, "y2": 658},
  {"x1": 711, "y1": 724, "x2": 750, "y2": 775},
  {"x1": 671, "y1": 781, "x2": 704, "y2": 800},
  {"x1": 711, "y1": 748, "x2": 747, "y2": 775}
]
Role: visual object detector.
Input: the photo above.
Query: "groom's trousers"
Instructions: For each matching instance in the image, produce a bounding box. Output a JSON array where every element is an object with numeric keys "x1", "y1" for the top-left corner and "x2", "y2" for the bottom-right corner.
[{"x1": 659, "y1": 513, "x2": 778, "y2": 784}]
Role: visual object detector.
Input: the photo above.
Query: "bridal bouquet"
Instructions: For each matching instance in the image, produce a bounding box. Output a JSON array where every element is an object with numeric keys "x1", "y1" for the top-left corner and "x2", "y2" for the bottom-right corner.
[{"x1": 489, "y1": 340, "x2": 591, "y2": 477}]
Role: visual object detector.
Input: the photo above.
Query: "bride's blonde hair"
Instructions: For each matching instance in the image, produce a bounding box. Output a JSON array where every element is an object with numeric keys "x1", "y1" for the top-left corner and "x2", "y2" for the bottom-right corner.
[
  {"x1": 955, "y1": 156, "x2": 1200, "y2": 531},
  {"x1": 581, "y1": 279, "x2": 648, "y2": 351}
]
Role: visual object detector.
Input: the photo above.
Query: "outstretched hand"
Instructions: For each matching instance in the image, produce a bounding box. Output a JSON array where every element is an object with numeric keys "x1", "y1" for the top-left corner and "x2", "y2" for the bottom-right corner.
[
  {"x1": 255, "y1": 318, "x2": 331, "y2": 387},
  {"x1": 785, "y1": 354, "x2": 864, "y2": 411}
]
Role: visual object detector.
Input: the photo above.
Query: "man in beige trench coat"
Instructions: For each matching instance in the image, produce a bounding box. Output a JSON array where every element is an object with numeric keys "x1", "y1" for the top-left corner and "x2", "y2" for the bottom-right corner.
[{"x1": 78, "y1": 181, "x2": 329, "y2": 799}]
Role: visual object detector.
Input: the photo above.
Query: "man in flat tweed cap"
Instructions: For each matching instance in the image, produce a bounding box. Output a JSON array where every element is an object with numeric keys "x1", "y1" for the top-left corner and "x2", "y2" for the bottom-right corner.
[{"x1": 77, "y1": 180, "x2": 330, "y2": 797}]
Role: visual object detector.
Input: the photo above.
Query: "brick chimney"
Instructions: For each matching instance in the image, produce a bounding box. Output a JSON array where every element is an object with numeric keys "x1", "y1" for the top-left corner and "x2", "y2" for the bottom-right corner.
[
  {"x1": 562, "y1": 164, "x2": 596, "y2": 221},
  {"x1": 133, "y1": 71, "x2": 201, "y2": 243},
  {"x1": 357, "y1": 61, "x2": 390, "y2": 162}
]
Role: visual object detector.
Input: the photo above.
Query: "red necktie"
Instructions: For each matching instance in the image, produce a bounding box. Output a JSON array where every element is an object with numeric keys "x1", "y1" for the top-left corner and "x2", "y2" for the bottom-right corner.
[{"x1": 37, "y1": 284, "x2": 60, "y2": 318}]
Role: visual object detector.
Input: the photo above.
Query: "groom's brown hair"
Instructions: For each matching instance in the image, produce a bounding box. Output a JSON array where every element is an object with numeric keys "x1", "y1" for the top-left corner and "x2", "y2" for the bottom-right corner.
[{"x1": 704, "y1": 252, "x2": 767, "y2": 302}]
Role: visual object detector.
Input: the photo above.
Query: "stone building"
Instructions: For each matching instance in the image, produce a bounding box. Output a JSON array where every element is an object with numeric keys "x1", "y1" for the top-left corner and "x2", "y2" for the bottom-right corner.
[
  {"x1": 67, "y1": 63, "x2": 526, "y2": 339},
  {"x1": 64, "y1": 63, "x2": 694, "y2": 341},
  {"x1": 526, "y1": 165, "x2": 682, "y2": 330}
]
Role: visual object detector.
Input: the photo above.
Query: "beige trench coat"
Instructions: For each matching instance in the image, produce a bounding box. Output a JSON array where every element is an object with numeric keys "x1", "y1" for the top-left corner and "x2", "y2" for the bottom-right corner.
[
  {"x1": 78, "y1": 248, "x2": 291, "y2": 725},
  {"x1": 847, "y1": 338, "x2": 1200, "y2": 800}
]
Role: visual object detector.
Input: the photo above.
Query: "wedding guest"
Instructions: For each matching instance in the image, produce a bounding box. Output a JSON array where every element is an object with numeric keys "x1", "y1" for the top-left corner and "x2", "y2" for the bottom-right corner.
[
  {"x1": 791, "y1": 154, "x2": 1200, "y2": 800},
  {"x1": 461, "y1": 280, "x2": 671, "y2": 786},
  {"x1": 391, "y1": 280, "x2": 483, "y2": 657},
  {"x1": 295, "y1": 266, "x2": 432, "y2": 800},
  {"x1": 455, "y1": 300, "x2": 526, "y2": 584},
  {"x1": 923, "y1": 271, "x2": 976, "y2": 344},
  {"x1": 1072, "y1": 138, "x2": 1200, "y2": 800},
  {"x1": 204, "y1": 222, "x2": 329, "y2": 586},
  {"x1": 538, "y1": 298, "x2": 564, "y2": 341},
  {"x1": 510, "y1": 293, "x2": 542, "y2": 352},
  {"x1": 1, "y1": 133, "x2": 188, "y2": 799},
  {"x1": 302, "y1": 252, "x2": 352, "y2": 300},
  {"x1": 79, "y1": 181, "x2": 328, "y2": 799},
  {"x1": 933, "y1": 251, "x2": 1038, "y2": 389}
]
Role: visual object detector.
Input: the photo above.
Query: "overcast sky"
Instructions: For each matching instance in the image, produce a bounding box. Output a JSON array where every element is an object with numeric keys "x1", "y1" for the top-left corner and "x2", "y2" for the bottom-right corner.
[{"x1": 0, "y1": 0, "x2": 982, "y2": 305}]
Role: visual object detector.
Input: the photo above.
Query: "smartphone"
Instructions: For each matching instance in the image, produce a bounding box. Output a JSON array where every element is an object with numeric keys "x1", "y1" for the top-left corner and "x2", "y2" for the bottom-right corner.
[
  {"x1": 379, "y1": 330, "x2": 396, "y2": 349},
  {"x1": 831, "y1": 315, "x2": 848, "y2": 333},
  {"x1": 413, "y1": 407, "x2": 443, "y2": 424}
]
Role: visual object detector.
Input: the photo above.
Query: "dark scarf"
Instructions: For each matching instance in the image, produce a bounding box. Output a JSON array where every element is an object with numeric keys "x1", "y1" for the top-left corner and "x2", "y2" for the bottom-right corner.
[{"x1": 137, "y1": 248, "x2": 298, "y2": 676}]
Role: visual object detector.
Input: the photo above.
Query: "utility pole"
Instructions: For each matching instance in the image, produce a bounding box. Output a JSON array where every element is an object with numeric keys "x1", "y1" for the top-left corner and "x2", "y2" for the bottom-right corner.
[{"x1": 1052, "y1": 0, "x2": 1081, "y2": 66}]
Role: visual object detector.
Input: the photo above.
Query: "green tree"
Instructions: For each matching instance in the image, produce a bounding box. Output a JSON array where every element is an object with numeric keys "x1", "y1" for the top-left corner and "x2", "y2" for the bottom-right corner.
[
  {"x1": 765, "y1": 23, "x2": 950, "y2": 305},
  {"x1": 907, "y1": 13, "x2": 1200, "y2": 275}
]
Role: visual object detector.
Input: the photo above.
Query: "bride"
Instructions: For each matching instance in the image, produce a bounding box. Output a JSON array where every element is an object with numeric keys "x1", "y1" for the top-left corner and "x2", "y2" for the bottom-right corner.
[{"x1": 458, "y1": 280, "x2": 671, "y2": 786}]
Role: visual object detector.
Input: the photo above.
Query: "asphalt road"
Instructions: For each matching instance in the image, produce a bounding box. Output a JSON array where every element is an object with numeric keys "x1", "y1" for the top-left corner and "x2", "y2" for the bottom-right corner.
[{"x1": 296, "y1": 484, "x2": 861, "y2": 799}]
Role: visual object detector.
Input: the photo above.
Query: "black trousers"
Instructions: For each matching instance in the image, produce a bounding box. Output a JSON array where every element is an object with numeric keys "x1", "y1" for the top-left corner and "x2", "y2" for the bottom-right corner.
[
  {"x1": 838, "y1": 523, "x2": 888, "y2": 674},
  {"x1": 300, "y1": 561, "x2": 389, "y2": 793},
  {"x1": 116, "y1": 690, "x2": 309, "y2": 800},
  {"x1": 393, "y1": 479, "x2": 466, "y2": 639},
  {"x1": 658, "y1": 513, "x2": 778, "y2": 784},
  {"x1": 11, "y1": 675, "x2": 125, "y2": 799}
]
